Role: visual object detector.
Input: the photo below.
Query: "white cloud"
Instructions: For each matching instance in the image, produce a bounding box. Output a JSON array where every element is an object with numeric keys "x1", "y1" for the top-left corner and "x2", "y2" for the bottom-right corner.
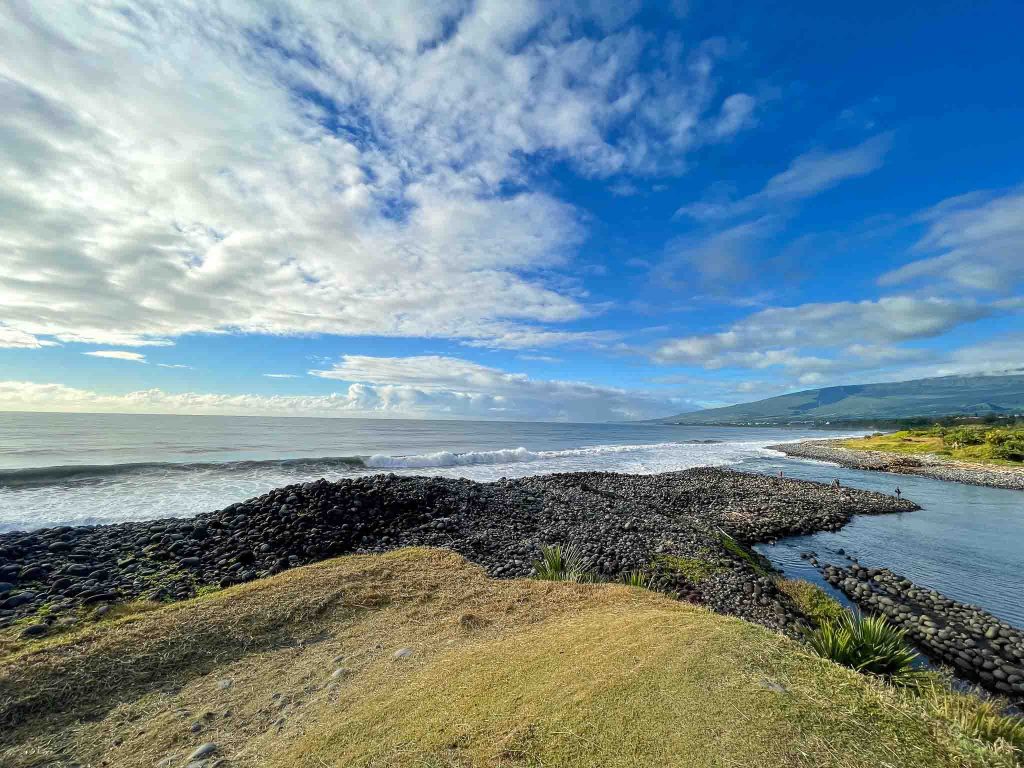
[
  {"x1": 710, "y1": 93, "x2": 757, "y2": 139},
  {"x1": 653, "y1": 297, "x2": 993, "y2": 373},
  {"x1": 157, "y1": 363, "x2": 191, "y2": 369},
  {"x1": 0, "y1": 2, "x2": 752, "y2": 350},
  {"x1": 0, "y1": 325, "x2": 58, "y2": 349},
  {"x1": 879, "y1": 188, "x2": 1024, "y2": 293},
  {"x1": 263, "y1": 373, "x2": 299, "y2": 379},
  {"x1": 83, "y1": 350, "x2": 147, "y2": 362},
  {"x1": 677, "y1": 133, "x2": 892, "y2": 221}
]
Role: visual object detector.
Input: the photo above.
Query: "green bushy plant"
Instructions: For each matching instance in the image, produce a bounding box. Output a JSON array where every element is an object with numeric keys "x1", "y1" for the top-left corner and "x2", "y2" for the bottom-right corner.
[
  {"x1": 805, "y1": 611, "x2": 920, "y2": 682},
  {"x1": 942, "y1": 427, "x2": 986, "y2": 449}
]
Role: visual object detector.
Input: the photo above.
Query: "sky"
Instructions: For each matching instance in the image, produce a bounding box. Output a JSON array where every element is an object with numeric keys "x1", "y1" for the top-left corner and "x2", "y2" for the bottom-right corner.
[{"x1": 1, "y1": 0, "x2": 1023, "y2": 422}]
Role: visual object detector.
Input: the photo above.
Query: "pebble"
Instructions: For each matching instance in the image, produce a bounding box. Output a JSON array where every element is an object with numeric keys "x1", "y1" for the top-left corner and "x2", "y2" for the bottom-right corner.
[
  {"x1": 187, "y1": 743, "x2": 218, "y2": 761},
  {"x1": 822, "y1": 563, "x2": 1024, "y2": 700},
  {"x1": 393, "y1": 648, "x2": 413, "y2": 660}
]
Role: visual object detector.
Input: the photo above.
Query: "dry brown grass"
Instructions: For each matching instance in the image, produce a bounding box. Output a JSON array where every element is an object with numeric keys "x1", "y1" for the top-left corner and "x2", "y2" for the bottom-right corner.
[{"x1": 0, "y1": 548, "x2": 1014, "y2": 768}]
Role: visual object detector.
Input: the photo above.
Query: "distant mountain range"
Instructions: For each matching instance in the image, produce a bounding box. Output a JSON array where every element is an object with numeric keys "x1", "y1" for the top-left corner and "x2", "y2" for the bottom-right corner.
[{"x1": 656, "y1": 373, "x2": 1024, "y2": 425}]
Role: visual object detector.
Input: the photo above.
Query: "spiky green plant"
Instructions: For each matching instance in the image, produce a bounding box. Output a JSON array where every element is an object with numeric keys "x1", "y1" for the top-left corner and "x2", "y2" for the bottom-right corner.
[
  {"x1": 805, "y1": 611, "x2": 920, "y2": 682},
  {"x1": 530, "y1": 543, "x2": 595, "y2": 583},
  {"x1": 619, "y1": 570, "x2": 659, "y2": 589}
]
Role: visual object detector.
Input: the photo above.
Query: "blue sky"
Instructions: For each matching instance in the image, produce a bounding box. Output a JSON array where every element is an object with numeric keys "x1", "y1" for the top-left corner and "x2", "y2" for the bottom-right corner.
[{"x1": 1, "y1": 0, "x2": 1022, "y2": 421}]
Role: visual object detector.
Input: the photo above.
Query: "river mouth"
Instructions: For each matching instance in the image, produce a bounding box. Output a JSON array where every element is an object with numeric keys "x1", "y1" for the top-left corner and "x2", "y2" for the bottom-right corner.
[{"x1": 747, "y1": 453, "x2": 1024, "y2": 629}]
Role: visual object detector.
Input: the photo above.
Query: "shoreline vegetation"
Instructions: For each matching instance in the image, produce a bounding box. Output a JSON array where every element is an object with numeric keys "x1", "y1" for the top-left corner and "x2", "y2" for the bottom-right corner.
[
  {"x1": 2, "y1": 468, "x2": 1022, "y2": 765},
  {"x1": 2, "y1": 548, "x2": 1023, "y2": 767},
  {"x1": 772, "y1": 433, "x2": 1024, "y2": 490}
]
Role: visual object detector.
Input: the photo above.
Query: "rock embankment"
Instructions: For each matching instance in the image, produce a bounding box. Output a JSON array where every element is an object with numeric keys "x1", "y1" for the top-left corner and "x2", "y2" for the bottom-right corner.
[
  {"x1": 822, "y1": 563, "x2": 1024, "y2": 699},
  {"x1": 772, "y1": 439, "x2": 1024, "y2": 490},
  {"x1": 0, "y1": 468, "x2": 914, "y2": 639}
]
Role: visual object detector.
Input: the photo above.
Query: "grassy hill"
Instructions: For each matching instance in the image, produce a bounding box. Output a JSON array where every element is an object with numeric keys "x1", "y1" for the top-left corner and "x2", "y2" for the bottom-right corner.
[
  {"x1": 2, "y1": 548, "x2": 1019, "y2": 767},
  {"x1": 840, "y1": 425, "x2": 1024, "y2": 466},
  {"x1": 659, "y1": 373, "x2": 1024, "y2": 426}
]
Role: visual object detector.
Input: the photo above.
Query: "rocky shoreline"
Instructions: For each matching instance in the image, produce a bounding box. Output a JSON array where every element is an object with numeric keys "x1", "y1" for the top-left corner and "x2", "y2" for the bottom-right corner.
[
  {"x1": 822, "y1": 563, "x2": 1024, "y2": 699},
  {"x1": 0, "y1": 468, "x2": 914, "y2": 640},
  {"x1": 772, "y1": 439, "x2": 1024, "y2": 490}
]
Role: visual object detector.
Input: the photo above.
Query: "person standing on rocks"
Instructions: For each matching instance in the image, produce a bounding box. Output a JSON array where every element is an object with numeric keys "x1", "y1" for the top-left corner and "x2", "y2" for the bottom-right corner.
[{"x1": 895, "y1": 487, "x2": 902, "y2": 499}]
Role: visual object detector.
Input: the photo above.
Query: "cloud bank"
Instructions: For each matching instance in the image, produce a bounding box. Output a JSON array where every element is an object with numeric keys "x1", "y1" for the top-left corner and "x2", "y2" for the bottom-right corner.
[
  {"x1": 0, "y1": 357, "x2": 683, "y2": 422},
  {"x1": 0, "y1": 1, "x2": 752, "y2": 350}
]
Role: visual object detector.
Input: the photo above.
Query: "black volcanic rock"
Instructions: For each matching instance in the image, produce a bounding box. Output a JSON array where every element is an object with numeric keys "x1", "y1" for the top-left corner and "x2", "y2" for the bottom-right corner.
[{"x1": 0, "y1": 468, "x2": 915, "y2": 637}]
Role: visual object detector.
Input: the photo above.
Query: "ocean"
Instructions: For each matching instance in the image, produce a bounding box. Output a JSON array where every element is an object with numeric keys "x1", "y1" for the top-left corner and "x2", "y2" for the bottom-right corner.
[
  {"x1": 0, "y1": 412, "x2": 848, "y2": 529},
  {"x1": 1, "y1": 411, "x2": 1022, "y2": 625}
]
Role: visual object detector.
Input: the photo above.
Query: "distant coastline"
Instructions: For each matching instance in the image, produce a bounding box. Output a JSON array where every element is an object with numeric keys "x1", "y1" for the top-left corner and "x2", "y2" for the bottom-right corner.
[{"x1": 772, "y1": 439, "x2": 1024, "y2": 491}]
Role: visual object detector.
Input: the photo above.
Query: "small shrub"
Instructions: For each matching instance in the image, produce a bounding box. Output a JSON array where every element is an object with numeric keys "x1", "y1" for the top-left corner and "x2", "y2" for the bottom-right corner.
[
  {"x1": 530, "y1": 543, "x2": 596, "y2": 583},
  {"x1": 987, "y1": 431, "x2": 1024, "y2": 462},
  {"x1": 942, "y1": 427, "x2": 986, "y2": 449},
  {"x1": 805, "y1": 611, "x2": 920, "y2": 682}
]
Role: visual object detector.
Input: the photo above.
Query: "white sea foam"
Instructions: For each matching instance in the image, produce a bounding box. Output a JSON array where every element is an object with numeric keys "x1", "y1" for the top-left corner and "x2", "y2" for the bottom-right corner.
[{"x1": 365, "y1": 442, "x2": 693, "y2": 469}]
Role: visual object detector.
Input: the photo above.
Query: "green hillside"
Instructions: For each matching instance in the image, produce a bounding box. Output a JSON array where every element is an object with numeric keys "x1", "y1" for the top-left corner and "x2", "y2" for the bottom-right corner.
[{"x1": 659, "y1": 374, "x2": 1024, "y2": 426}]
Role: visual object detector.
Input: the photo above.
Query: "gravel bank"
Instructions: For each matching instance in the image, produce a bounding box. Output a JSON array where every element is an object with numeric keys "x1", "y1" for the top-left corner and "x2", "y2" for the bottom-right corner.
[
  {"x1": 822, "y1": 562, "x2": 1024, "y2": 700},
  {"x1": 772, "y1": 439, "x2": 1024, "y2": 490},
  {"x1": 0, "y1": 468, "x2": 914, "y2": 639}
]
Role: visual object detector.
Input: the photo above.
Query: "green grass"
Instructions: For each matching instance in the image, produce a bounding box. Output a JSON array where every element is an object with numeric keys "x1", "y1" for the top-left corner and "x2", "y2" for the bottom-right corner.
[
  {"x1": 910, "y1": 675, "x2": 1024, "y2": 759},
  {"x1": 652, "y1": 554, "x2": 726, "y2": 584},
  {"x1": 841, "y1": 428, "x2": 1024, "y2": 467},
  {"x1": 776, "y1": 579, "x2": 846, "y2": 626},
  {"x1": 718, "y1": 531, "x2": 775, "y2": 578},
  {"x1": 804, "y1": 612, "x2": 920, "y2": 682}
]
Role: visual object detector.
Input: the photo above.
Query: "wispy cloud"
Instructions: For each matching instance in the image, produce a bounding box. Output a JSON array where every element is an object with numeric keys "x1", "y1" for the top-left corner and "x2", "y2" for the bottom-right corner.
[
  {"x1": 263, "y1": 373, "x2": 298, "y2": 379},
  {"x1": 83, "y1": 350, "x2": 147, "y2": 362},
  {"x1": 879, "y1": 188, "x2": 1024, "y2": 293},
  {"x1": 676, "y1": 133, "x2": 893, "y2": 221},
  {"x1": 0, "y1": 325, "x2": 58, "y2": 349}
]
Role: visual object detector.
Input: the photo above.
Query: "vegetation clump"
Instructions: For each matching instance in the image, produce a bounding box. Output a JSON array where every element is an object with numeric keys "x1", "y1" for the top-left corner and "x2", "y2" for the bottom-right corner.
[
  {"x1": 619, "y1": 569, "x2": 661, "y2": 589},
  {"x1": 843, "y1": 425, "x2": 1024, "y2": 465},
  {"x1": 717, "y1": 531, "x2": 774, "y2": 577},
  {"x1": 805, "y1": 611, "x2": 920, "y2": 682},
  {"x1": 910, "y1": 675, "x2": 1024, "y2": 761},
  {"x1": 652, "y1": 554, "x2": 725, "y2": 584},
  {"x1": 530, "y1": 543, "x2": 597, "y2": 583},
  {"x1": 776, "y1": 579, "x2": 846, "y2": 626}
]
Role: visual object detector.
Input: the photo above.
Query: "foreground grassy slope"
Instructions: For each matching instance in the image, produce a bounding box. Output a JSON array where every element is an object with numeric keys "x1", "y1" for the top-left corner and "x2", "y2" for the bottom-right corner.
[{"x1": 0, "y1": 549, "x2": 1015, "y2": 767}]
